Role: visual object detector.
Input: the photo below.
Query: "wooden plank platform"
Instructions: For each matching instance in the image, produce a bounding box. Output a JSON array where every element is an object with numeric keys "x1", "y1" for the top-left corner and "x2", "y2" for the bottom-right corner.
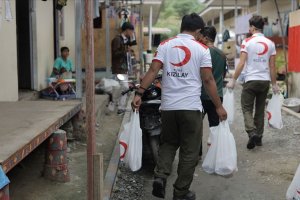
[{"x1": 0, "y1": 101, "x2": 82, "y2": 173}]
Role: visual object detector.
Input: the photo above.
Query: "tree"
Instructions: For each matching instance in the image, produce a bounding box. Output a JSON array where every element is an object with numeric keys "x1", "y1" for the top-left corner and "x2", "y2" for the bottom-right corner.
[
  {"x1": 173, "y1": 0, "x2": 202, "y2": 17},
  {"x1": 155, "y1": 0, "x2": 204, "y2": 37}
]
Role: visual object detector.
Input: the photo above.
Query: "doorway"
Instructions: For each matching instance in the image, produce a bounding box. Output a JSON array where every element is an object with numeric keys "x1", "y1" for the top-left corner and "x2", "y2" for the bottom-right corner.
[{"x1": 16, "y1": 0, "x2": 32, "y2": 89}]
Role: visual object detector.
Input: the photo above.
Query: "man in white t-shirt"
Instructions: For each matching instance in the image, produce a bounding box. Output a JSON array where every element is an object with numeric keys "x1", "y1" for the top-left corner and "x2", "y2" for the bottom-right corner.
[
  {"x1": 132, "y1": 13, "x2": 227, "y2": 200},
  {"x1": 227, "y1": 15, "x2": 279, "y2": 150}
]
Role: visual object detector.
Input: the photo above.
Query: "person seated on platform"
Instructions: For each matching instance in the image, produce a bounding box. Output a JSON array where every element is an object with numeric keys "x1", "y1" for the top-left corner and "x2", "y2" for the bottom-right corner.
[{"x1": 51, "y1": 46, "x2": 74, "y2": 78}]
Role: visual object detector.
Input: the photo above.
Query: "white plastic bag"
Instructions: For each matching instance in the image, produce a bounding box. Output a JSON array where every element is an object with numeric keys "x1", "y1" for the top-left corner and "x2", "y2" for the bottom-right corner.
[
  {"x1": 202, "y1": 126, "x2": 219, "y2": 174},
  {"x1": 215, "y1": 121, "x2": 238, "y2": 176},
  {"x1": 286, "y1": 164, "x2": 300, "y2": 200},
  {"x1": 119, "y1": 123, "x2": 130, "y2": 160},
  {"x1": 266, "y1": 93, "x2": 283, "y2": 129},
  {"x1": 119, "y1": 111, "x2": 143, "y2": 171},
  {"x1": 108, "y1": 101, "x2": 115, "y2": 112},
  {"x1": 96, "y1": 78, "x2": 120, "y2": 93},
  {"x1": 207, "y1": 130, "x2": 213, "y2": 147},
  {"x1": 202, "y1": 121, "x2": 238, "y2": 176},
  {"x1": 223, "y1": 89, "x2": 235, "y2": 124}
]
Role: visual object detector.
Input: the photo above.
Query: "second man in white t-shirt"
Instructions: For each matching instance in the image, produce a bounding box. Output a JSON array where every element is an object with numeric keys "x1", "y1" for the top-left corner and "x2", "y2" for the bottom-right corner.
[
  {"x1": 227, "y1": 15, "x2": 279, "y2": 150},
  {"x1": 132, "y1": 13, "x2": 227, "y2": 200}
]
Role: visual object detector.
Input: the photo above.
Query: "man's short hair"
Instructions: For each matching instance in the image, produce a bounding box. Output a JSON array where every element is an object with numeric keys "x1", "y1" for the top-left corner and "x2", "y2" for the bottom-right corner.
[
  {"x1": 61, "y1": 46, "x2": 69, "y2": 53},
  {"x1": 249, "y1": 15, "x2": 264, "y2": 30},
  {"x1": 180, "y1": 13, "x2": 205, "y2": 33},
  {"x1": 200, "y1": 26, "x2": 217, "y2": 42},
  {"x1": 121, "y1": 22, "x2": 134, "y2": 31}
]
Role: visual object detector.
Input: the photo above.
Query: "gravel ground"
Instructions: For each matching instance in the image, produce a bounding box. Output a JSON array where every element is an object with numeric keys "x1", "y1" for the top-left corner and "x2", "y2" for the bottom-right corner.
[{"x1": 111, "y1": 163, "x2": 146, "y2": 200}]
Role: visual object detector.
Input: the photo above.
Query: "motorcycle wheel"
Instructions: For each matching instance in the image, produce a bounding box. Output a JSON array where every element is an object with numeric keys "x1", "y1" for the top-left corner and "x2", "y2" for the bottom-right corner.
[{"x1": 149, "y1": 135, "x2": 160, "y2": 165}]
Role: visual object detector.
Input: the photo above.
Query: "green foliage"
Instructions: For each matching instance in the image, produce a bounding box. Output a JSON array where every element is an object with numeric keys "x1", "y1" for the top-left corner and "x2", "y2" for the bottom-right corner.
[
  {"x1": 155, "y1": 0, "x2": 204, "y2": 37},
  {"x1": 164, "y1": 7, "x2": 176, "y2": 18},
  {"x1": 173, "y1": 0, "x2": 202, "y2": 17},
  {"x1": 275, "y1": 50, "x2": 286, "y2": 70}
]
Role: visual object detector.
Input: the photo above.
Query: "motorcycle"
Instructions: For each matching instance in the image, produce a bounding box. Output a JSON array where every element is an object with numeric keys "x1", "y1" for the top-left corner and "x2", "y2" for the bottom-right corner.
[{"x1": 121, "y1": 76, "x2": 162, "y2": 165}]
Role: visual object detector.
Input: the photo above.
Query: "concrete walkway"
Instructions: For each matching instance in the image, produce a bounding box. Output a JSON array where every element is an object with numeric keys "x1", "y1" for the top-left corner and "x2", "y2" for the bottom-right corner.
[{"x1": 142, "y1": 85, "x2": 300, "y2": 200}]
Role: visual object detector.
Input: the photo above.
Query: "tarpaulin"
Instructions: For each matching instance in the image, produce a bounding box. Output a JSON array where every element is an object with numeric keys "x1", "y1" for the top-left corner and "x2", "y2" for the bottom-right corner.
[
  {"x1": 0, "y1": 166, "x2": 9, "y2": 189},
  {"x1": 288, "y1": 25, "x2": 300, "y2": 72}
]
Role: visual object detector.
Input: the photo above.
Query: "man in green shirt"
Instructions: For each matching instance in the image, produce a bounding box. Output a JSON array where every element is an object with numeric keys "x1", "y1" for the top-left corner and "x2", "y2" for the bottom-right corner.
[
  {"x1": 197, "y1": 26, "x2": 227, "y2": 158},
  {"x1": 51, "y1": 46, "x2": 73, "y2": 77}
]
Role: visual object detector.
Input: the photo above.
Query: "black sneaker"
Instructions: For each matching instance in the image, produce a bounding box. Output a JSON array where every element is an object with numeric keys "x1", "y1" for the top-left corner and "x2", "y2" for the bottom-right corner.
[
  {"x1": 173, "y1": 191, "x2": 196, "y2": 200},
  {"x1": 247, "y1": 134, "x2": 260, "y2": 149},
  {"x1": 256, "y1": 137, "x2": 262, "y2": 146},
  {"x1": 152, "y1": 177, "x2": 166, "y2": 198},
  {"x1": 117, "y1": 109, "x2": 125, "y2": 115}
]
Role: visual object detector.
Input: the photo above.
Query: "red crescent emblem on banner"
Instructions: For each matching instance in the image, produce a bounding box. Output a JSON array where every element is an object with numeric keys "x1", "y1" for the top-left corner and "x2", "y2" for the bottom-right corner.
[
  {"x1": 170, "y1": 46, "x2": 191, "y2": 67},
  {"x1": 257, "y1": 42, "x2": 269, "y2": 55}
]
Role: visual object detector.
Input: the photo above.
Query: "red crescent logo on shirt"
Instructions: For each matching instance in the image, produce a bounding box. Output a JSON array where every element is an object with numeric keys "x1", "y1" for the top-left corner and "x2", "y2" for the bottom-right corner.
[
  {"x1": 257, "y1": 42, "x2": 269, "y2": 55},
  {"x1": 170, "y1": 46, "x2": 191, "y2": 67}
]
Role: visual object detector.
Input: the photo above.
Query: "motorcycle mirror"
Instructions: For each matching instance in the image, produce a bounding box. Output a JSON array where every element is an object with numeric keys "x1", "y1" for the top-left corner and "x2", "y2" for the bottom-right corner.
[{"x1": 117, "y1": 74, "x2": 126, "y2": 81}]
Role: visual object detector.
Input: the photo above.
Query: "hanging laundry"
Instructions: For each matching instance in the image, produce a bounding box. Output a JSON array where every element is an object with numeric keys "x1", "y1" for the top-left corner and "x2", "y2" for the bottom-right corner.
[
  {"x1": 5, "y1": 0, "x2": 12, "y2": 21},
  {"x1": 108, "y1": 6, "x2": 116, "y2": 19}
]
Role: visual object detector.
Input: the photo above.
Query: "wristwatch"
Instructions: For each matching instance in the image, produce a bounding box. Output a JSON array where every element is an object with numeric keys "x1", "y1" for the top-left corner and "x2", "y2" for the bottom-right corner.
[{"x1": 135, "y1": 91, "x2": 143, "y2": 97}]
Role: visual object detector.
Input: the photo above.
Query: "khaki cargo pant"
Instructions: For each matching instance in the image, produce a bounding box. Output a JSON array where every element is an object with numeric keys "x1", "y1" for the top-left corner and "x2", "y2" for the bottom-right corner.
[
  {"x1": 241, "y1": 80, "x2": 270, "y2": 137},
  {"x1": 154, "y1": 110, "x2": 203, "y2": 197}
]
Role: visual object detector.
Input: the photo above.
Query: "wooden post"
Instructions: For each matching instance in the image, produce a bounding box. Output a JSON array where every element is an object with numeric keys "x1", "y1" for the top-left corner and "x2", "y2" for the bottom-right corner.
[
  {"x1": 75, "y1": 0, "x2": 83, "y2": 98},
  {"x1": 93, "y1": 153, "x2": 104, "y2": 200},
  {"x1": 105, "y1": 0, "x2": 111, "y2": 75},
  {"x1": 139, "y1": 1, "x2": 144, "y2": 74},
  {"x1": 84, "y1": 0, "x2": 96, "y2": 199}
]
